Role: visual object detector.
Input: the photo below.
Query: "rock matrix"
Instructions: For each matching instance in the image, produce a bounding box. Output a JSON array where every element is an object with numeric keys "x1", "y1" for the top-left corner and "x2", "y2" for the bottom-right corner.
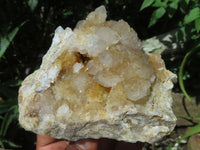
[{"x1": 18, "y1": 6, "x2": 176, "y2": 143}]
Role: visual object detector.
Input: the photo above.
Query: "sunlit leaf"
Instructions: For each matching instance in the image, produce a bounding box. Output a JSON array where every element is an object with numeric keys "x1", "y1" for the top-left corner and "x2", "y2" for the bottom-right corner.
[
  {"x1": 140, "y1": 0, "x2": 154, "y2": 11},
  {"x1": 185, "y1": 0, "x2": 190, "y2": 4},
  {"x1": 169, "y1": 0, "x2": 179, "y2": 10},
  {"x1": 0, "y1": 22, "x2": 25, "y2": 59},
  {"x1": 152, "y1": 0, "x2": 168, "y2": 8},
  {"x1": 179, "y1": 124, "x2": 200, "y2": 141},
  {"x1": 195, "y1": 18, "x2": 200, "y2": 32},
  {"x1": 148, "y1": 7, "x2": 166, "y2": 27},
  {"x1": 0, "y1": 28, "x2": 19, "y2": 59},
  {"x1": 184, "y1": 7, "x2": 200, "y2": 24},
  {"x1": 28, "y1": 0, "x2": 38, "y2": 11},
  {"x1": 168, "y1": 0, "x2": 179, "y2": 19}
]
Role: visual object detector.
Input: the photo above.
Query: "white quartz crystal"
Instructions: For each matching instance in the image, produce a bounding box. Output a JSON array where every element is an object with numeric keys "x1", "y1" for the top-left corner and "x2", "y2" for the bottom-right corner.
[
  {"x1": 73, "y1": 62, "x2": 84, "y2": 73},
  {"x1": 18, "y1": 6, "x2": 177, "y2": 143}
]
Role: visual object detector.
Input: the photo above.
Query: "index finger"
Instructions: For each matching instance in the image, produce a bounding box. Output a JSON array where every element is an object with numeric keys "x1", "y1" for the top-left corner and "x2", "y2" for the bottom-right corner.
[{"x1": 36, "y1": 134, "x2": 69, "y2": 150}]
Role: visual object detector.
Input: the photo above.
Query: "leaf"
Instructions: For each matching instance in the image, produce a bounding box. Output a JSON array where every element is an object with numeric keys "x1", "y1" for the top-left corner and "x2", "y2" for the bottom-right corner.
[
  {"x1": 193, "y1": 116, "x2": 200, "y2": 121},
  {"x1": 179, "y1": 124, "x2": 200, "y2": 141},
  {"x1": 148, "y1": 7, "x2": 166, "y2": 27},
  {"x1": 0, "y1": 140, "x2": 4, "y2": 149},
  {"x1": 168, "y1": 0, "x2": 180, "y2": 18},
  {"x1": 184, "y1": 7, "x2": 200, "y2": 25},
  {"x1": 140, "y1": 0, "x2": 154, "y2": 11},
  {"x1": 168, "y1": 8, "x2": 176, "y2": 18},
  {"x1": 195, "y1": 18, "x2": 200, "y2": 32},
  {"x1": 153, "y1": 0, "x2": 168, "y2": 8},
  {"x1": 0, "y1": 105, "x2": 18, "y2": 136},
  {"x1": 28, "y1": 0, "x2": 38, "y2": 11},
  {"x1": 175, "y1": 26, "x2": 187, "y2": 42},
  {"x1": 191, "y1": 33, "x2": 200, "y2": 40},
  {"x1": 179, "y1": 27, "x2": 186, "y2": 41},
  {"x1": 180, "y1": 4, "x2": 186, "y2": 14},
  {"x1": 2, "y1": 139, "x2": 21, "y2": 148},
  {"x1": 0, "y1": 22, "x2": 25, "y2": 59},
  {"x1": 0, "y1": 113, "x2": 9, "y2": 136},
  {"x1": 63, "y1": 10, "x2": 73, "y2": 17},
  {"x1": 0, "y1": 28, "x2": 19, "y2": 59},
  {"x1": 185, "y1": 0, "x2": 190, "y2": 4},
  {"x1": 178, "y1": 43, "x2": 200, "y2": 101},
  {"x1": 169, "y1": 0, "x2": 179, "y2": 10},
  {"x1": 105, "y1": 0, "x2": 109, "y2": 5},
  {"x1": 178, "y1": 115, "x2": 200, "y2": 121}
]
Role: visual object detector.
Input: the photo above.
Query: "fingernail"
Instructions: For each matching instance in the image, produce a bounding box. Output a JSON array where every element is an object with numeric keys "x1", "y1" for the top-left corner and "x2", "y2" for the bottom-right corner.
[
  {"x1": 72, "y1": 139, "x2": 98, "y2": 150},
  {"x1": 76, "y1": 140, "x2": 91, "y2": 149}
]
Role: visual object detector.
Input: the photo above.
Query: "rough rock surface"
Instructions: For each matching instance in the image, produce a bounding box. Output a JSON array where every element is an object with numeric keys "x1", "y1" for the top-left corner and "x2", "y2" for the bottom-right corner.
[{"x1": 18, "y1": 6, "x2": 177, "y2": 143}]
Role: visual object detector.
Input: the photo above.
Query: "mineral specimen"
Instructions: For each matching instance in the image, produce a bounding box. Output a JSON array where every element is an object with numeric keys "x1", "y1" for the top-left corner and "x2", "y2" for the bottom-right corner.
[{"x1": 18, "y1": 6, "x2": 177, "y2": 143}]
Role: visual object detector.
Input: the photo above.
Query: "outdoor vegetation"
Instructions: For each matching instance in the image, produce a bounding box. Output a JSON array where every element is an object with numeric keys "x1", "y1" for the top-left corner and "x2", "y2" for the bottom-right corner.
[{"x1": 0, "y1": 0, "x2": 200, "y2": 149}]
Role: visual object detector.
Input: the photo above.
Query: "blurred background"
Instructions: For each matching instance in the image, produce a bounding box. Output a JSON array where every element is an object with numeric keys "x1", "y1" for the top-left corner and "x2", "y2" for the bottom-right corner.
[{"x1": 0, "y1": 0, "x2": 200, "y2": 149}]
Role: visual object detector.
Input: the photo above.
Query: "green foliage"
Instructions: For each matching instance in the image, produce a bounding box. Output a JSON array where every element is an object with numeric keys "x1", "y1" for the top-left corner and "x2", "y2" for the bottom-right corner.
[
  {"x1": 178, "y1": 43, "x2": 200, "y2": 101},
  {"x1": 178, "y1": 115, "x2": 200, "y2": 121},
  {"x1": 148, "y1": 7, "x2": 166, "y2": 27},
  {"x1": 140, "y1": 0, "x2": 200, "y2": 100},
  {"x1": 0, "y1": 24, "x2": 22, "y2": 59},
  {"x1": 2, "y1": 0, "x2": 157, "y2": 149},
  {"x1": 185, "y1": 0, "x2": 190, "y2": 4},
  {"x1": 0, "y1": 105, "x2": 18, "y2": 136},
  {"x1": 0, "y1": 139, "x2": 21, "y2": 148},
  {"x1": 0, "y1": 99, "x2": 19, "y2": 148},
  {"x1": 152, "y1": 0, "x2": 168, "y2": 8},
  {"x1": 195, "y1": 18, "x2": 200, "y2": 32},
  {"x1": 140, "y1": 0, "x2": 200, "y2": 145},
  {"x1": 28, "y1": 0, "x2": 38, "y2": 11},
  {"x1": 179, "y1": 124, "x2": 200, "y2": 141},
  {"x1": 177, "y1": 114, "x2": 200, "y2": 143},
  {"x1": 140, "y1": 0, "x2": 200, "y2": 37},
  {"x1": 179, "y1": 116, "x2": 200, "y2": 142},
  {"x1": 140, "y1": 0, "x2": 154, "y2": 11},
  {"x1": 183, "y1": 7, "x2": 200, "y2": 24}
]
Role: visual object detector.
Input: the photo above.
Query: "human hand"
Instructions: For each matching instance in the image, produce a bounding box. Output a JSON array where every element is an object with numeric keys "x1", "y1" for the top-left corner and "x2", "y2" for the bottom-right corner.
[
  {"x1": 36, "y1": 134, "x2": 144, "y2": 150},
  {"x1": 36, "y1": 134, "x2": 98, "y2": 150}
]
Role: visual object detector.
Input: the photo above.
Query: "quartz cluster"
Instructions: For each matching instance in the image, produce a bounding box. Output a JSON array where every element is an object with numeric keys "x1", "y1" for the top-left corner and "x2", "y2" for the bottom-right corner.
[{"x1": 18, "y1": 6, "x2": 177, "y2": 143}]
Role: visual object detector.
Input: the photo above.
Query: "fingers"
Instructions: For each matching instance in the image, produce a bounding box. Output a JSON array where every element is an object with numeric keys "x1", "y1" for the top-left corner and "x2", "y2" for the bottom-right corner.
[
  {"x1": 38, "y1": 140, "x2": 69, "y2": 150},
  {"x1": 66, "y1": 139, "x2": 98, "y2": 150},
  {"x1": 37, "y1": 134, "x2": 58, "y2": 147},
  {"x1": 36, "y1": 134, "x2": 69, "y2": 150},
  {"x1": 36, "y1": 134, "x2": 98, "y2": 150}
]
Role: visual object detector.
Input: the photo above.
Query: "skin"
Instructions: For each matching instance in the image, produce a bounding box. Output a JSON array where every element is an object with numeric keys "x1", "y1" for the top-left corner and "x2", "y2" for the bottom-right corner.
[
  {"x1": 36, "y1": 135, "x2": 98, "y2": 150},
  {"x1": 36, "y1": 134, "x2": 145, "y2": 150}
]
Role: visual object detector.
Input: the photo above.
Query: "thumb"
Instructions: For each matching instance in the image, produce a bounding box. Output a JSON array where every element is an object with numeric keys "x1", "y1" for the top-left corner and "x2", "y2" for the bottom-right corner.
[{"x1": 66, "y1": 139, "x2": 98, "y2": 150}]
